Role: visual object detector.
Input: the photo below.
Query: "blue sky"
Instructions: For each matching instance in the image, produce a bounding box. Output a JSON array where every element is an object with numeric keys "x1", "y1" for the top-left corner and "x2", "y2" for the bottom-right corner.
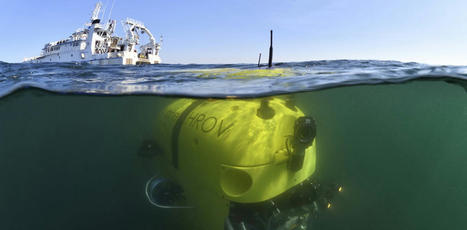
[{"x1": 2, "y1": 0, "x2": 467, "y2": 64}]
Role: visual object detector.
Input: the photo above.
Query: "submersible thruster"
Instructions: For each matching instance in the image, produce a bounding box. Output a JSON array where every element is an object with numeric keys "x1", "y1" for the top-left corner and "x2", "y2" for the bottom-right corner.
[{"x1": 142, "y1": 97, "x2": 341, "y2": 230}]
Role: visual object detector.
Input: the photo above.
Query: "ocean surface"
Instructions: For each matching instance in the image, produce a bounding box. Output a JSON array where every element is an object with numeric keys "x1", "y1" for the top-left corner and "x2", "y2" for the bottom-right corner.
[
  {"x1": 2, "y1": 60, "x2": 467, "y2": 98},
  {"x1": 0, "y1": 60, "x2": 466, "y2": 230}
]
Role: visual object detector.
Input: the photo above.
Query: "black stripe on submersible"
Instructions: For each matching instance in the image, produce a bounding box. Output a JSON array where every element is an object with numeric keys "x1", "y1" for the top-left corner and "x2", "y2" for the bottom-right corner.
[{"x1": 171, "y1": 100, "x2": 204, "y2": 169}]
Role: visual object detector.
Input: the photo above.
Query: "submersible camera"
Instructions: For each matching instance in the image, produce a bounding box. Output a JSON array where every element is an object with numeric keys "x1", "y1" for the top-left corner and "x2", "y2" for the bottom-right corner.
[
  {"x1": 140, "y1": 97, "x2": 341, "y2": 230},
  {"x1": 288, "y1": 116, "x2": 317, "y2": 172}
]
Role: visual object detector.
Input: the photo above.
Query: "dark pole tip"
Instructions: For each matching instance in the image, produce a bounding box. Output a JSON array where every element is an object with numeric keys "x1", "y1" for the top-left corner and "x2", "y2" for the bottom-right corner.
[
  {"x1": 258, "y1": 53, "x2": 262, "y2": 67},
  {"x1": 268, "y1": 30, "x2": 273, "y2": 68},
  {"x1": 270, "y1": 30, "x2": 273, "y2": 45}
]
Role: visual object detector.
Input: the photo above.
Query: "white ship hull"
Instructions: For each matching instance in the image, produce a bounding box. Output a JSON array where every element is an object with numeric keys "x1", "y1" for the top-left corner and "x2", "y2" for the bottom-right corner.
[{"x1": 25, "y1": 51, "x2": 161, "y2": 65}]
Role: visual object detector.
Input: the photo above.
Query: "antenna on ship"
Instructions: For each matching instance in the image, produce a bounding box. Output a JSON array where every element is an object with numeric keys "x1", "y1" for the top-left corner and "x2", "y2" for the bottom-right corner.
[
  {"x1": 268, "y1": 30, "x2": 273, "y2": 68},
  {"x1": 107, "y1": 0, "x2": 116, "y2": 22},
  {"x1": 101, "y1": 0, "x2": 109, "y2": 20}
]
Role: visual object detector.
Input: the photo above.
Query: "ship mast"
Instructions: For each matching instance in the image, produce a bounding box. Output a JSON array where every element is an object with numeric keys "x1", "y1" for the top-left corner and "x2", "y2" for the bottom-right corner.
[{"x1": 91, "y1": 2, "x2": 103, "y2": 21}]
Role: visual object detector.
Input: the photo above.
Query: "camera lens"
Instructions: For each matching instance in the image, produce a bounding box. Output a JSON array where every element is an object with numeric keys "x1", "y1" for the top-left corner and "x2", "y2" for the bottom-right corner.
[{"x1": 294, "y1": 117, "x2": 316, "y2": 145}]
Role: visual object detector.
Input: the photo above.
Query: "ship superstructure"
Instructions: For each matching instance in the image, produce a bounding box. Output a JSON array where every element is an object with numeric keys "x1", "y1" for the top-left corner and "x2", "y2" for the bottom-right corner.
[{"x1": 24, "y1": 2, "x2": 162, "y2": 65}]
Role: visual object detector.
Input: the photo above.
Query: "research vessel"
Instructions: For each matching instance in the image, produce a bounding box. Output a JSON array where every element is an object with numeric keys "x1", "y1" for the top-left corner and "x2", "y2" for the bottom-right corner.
[{"x1": 24, "y1": 2, "x2": 162, "y2": 65}]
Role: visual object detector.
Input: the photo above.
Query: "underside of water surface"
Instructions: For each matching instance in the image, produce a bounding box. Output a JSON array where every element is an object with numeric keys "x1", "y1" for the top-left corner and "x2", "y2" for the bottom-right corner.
[
  {"x1": 1, "y1": 60, "x2": 466, "y2": 98},
  {"x1": 0, "y1": 60, "x2": 466, "y2": 229}
]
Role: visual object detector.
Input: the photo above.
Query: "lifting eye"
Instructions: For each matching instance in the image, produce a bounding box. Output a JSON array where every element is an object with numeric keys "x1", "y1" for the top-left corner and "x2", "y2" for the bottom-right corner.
[{"x1": 256, "y1": 99, "x2": 275, "y2": 120}]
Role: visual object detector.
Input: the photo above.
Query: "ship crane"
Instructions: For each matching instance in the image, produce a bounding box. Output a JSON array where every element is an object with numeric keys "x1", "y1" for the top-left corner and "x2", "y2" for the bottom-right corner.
[{"x1": 123, "y1": 18, "x2": 160, "y2": 56}]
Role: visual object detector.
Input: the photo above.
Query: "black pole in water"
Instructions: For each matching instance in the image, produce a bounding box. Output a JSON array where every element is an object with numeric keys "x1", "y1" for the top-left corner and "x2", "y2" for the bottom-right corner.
[
  {"x1": 268, "y1": 30, "x2": 273, "y2": 68},
  {"x1": 258, "y1": 53, "x2": 262, "y2": 67}
]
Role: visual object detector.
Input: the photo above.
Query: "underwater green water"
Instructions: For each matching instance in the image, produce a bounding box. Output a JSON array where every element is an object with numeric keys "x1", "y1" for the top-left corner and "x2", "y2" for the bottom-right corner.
[{"x1": 0, "y1": 79, "x2": 465, "y2": 229}]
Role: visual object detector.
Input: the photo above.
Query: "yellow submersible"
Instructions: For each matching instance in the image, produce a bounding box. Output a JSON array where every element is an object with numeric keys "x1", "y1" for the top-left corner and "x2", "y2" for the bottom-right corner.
[{"x1": 145, "y1": 96, "x2": 340, "y2": 230}]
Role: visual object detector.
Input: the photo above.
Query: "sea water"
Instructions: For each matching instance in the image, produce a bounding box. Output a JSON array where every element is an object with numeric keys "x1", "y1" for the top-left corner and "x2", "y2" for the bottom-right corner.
[{"x1": 0, "y1": 60, "x2": 466, "y2": 229}]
